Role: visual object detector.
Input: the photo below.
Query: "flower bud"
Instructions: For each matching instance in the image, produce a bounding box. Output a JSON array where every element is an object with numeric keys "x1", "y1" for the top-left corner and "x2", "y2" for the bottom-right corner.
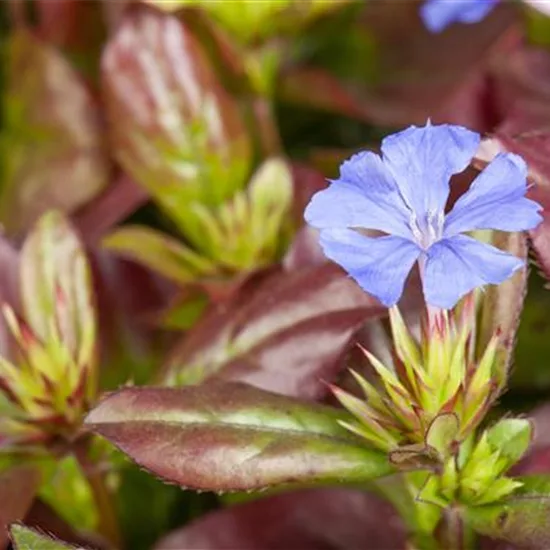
[
  {"x1": 333, "y1": 298, "x2": 506, "y2": 461},
  {"x1": 0, "y1": 211, "x2": 96, "y2": 448}
]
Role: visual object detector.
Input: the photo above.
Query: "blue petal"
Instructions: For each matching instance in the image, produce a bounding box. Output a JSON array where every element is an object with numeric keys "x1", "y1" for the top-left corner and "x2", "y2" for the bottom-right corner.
[
  {"x1": 319, "y1": 228, "x2": 421, "y2": 307},
  {"x1": 421, "y1": 0, "x2": 499, "y2": 33},
  {"x1": 304, "y1": 151, "x2": 414, "y2": 240},
  {"x1": 444, "y1": 153, "x2": 543, "y2": 236},
  {"x1": 381, "y1": 123, "x2": 480, "y2": 220},
  {"x1": 423, "y1": 234, "x2": 523, "y2": 309}
]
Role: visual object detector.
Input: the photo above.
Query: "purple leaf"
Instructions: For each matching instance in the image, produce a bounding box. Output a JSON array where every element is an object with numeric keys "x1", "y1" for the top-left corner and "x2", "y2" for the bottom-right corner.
[
  {"x1": 73, "y1": 174, "x2": 149, "y2": 244},
  {"x1": 85, "y1": 383, "x2": 392, "y2": 491},
  {"x1": 154, "y1": 488, "x2": 406, "y2": 550},
  {"x1": 161, "y1": 263, "x2": 385, "y2": 399},
  {"x1": 90, "y1": 249, "x2": 175, "y2": 388}
]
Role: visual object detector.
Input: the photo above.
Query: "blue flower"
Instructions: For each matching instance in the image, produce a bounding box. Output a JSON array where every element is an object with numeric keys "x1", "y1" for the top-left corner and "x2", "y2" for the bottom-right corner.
[
  {"x1": 421, "y1": 0, "x2": 499, "y2": 32},
  {"x1": 304, "y1": 123, "x2": 542, "y2": 309}
]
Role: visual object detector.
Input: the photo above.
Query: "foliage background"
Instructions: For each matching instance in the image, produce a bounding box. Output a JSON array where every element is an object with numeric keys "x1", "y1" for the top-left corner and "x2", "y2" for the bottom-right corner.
[{"x1": 2, "y1": 1, "x2": 550, "y2": 549}]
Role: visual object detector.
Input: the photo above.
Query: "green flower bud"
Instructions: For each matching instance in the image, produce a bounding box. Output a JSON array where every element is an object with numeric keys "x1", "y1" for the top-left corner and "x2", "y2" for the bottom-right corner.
[{"x1": 0, "y1": 211, "x2": 97, "y2": 448}]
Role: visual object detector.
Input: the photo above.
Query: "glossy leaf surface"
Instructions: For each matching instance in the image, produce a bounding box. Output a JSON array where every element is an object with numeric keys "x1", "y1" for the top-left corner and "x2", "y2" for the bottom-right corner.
[
  {"x1": 102, "y1": 6, "x2": 251, "y2": 227},
  {"x1": 85, "y1": 383, "x2": 392, "y2": 491},
  {"x1": 162, "y1": 263, "x2": 384, "y2": 399}
]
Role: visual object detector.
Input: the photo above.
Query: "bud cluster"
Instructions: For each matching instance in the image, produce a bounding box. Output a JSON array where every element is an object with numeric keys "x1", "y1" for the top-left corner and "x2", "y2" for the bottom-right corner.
[
  {"x1": 0, "y1": 212, "x2": 96, "y2": 448},
  {"x1": 333, "y1": 299, "x2": 502, "y2": 459}
]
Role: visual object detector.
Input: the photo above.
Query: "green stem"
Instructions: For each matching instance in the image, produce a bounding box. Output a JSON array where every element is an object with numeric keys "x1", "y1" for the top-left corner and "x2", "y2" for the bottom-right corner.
[{"x1": 74, "y1": 441, "x2": 122, "y2": 549}]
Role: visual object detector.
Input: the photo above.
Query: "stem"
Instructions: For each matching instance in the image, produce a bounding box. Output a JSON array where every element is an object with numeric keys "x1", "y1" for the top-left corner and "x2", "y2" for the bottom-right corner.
[
  {"x1": 251, "y1": 95, "x2": 282, "y2": 158},
  {"x1": 445, "y1": 507, "x2": 464, "y2": 550},
  {"x1": 440, "y1": 507, "x2": 475, "y2": 550},
  {"x1": 74, "y1": 440, "x2": 122, "y2": 549}
]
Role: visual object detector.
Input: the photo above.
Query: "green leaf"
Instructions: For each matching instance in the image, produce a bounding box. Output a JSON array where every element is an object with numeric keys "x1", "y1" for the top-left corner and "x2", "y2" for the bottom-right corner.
[
  {"x1": 179, "y1": 157, "x2": 294, "y2": 271},
  {"x1": 9, "y1": 524, "x2": 77, "y2": 550},
  {"x1": 39, "y1": 455, "x2": 97, "y2": 532},
  {"x1": 466, "y1": 475, "x2": 550, "y2": 547},
  {"x1": 425, "y1": 414, "x2": 459, "y2": 458},
  {"x1": 0, "y1": 30, "x2": 108, "y2": 236},
  {"x1": 486, "y1": 418, "x2": 533, "y2": 466},
  {"x1": 145, "y1": 0, "x2": 349, "y2": 45},
  {"x1": 21, "y1": 211, "x2": 96, "y2": 365},
  {"x1": 85, "y1": 382, "x2": 392, "y2": 491},
  {"x1": 102, "y1": 6, "x2": 252, "y2": 227},
  {"x1": 103, "y1": 225, "x2": 218, "y2": 285}
]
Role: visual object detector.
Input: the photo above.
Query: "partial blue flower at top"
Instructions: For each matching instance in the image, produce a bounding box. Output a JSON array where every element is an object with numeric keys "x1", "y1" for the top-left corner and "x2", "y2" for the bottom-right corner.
[
  {"x1": 304, "y1": 123, "x2": 542, "y2": 309},
  {"x1": 421, "y1": 0, "x2": 499, "y2": 32}
]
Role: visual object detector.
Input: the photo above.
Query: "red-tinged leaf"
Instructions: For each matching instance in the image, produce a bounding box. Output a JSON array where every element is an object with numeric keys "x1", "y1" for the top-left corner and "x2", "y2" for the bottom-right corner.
[
  {"x1": 466, "y1": 475, "x2": 550, "y2": 548},
  {"x1": 490, "y1": 47, "x2": 550, "y2": 125},
  {"x1": 475, "y1": 229, "x2": 528, "y2": 378},
  {"x1": 34, "y1": 0, "x2": 106, "y2": 79},
  {"x1": 85, "y1": 383, "x2": 392, "y2": 491},
  {"x1": 161, "y1": 263, "x2": 384, "y2": 399},
  {"x1": 513, "y1": 403, "x2": 550, "y2": 476},
  {"x1": 281, "y1": 2, "x2": 519, "y2": 130},
  {"x1": 0, "y1": 466, "x2": 41, "y2": 548},
  {"x1": 74, "y1": 174, "x2": 149, "y2": 244},
  {"x1": 282, "y1": 226, "x2": 325, "y2": 271},
  {"x1": 101, "y1": 5, "x2": 252, "y2": 224},
  {"x1": 90, "y1": 250, "x2": 175, "y2": 388},
  {"x1": 154, "y1": 488, "x2": 406, "y2": 550},
  {"x1": 0, "y1": 236, "x2": 20, "y2": 357},
  {"x1": 279, "y1": 66, "x2": 369, "y2": 122},
  {"x1": 289, "y1": 162, "x2": 327, "y2": 226},
  {"x1": 20, "y1": 211, "x2": 95, "y2": 365},
  {"x1": 1, "y1": 30, "x2": 109, "y2": 236}
]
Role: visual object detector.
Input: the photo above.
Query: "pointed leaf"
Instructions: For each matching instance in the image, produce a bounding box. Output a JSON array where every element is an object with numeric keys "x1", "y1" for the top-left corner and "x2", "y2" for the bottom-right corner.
[
  {"x1": 1, "y1": 30, "x2": 108, "y2": 236},
  {"x1": 0, "y1": 466, "x2": 41, "y2": 548},
  {"x1": 85, "y1": 383, "x2": 392, "y2": 491},
  {"x1": 154, "y1": 488, "x2": 406, "y2": 550},
  {"x1": 466, "y1": 475, "x2": 550, "y2": 548},
  {"x1": 425, "y1": 414, "x2": 460, "y2": 458},
  {"x1": 474, "y1": 228, "x2": 528, "y2": 380},
  {"x1": 486, "y1": 418, "x2": 533, "y2": 466},
  {"x1": 162, "y1": 263, "x2": 384, "y2": 399},
  {"x1": 102, "y1": 5, "x2": 251, "y2": 226},
  {"x1": 74, "y1": 174, "x2": 149, "y2": 243},
  {"x1": 103, "y1": 225, "x2": 218, "y2": 284},
  {"x1": 21, "y1": 211, "x2": 96, "y2": 365},
  {"x1": 10, "y1": 524, "x2": 78, "y2": 550}
]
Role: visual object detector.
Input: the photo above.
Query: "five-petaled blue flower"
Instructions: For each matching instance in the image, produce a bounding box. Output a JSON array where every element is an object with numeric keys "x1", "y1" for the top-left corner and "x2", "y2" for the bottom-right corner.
[
  {"x1": 421, "y1": 0, "x2": 499, "y2": 32},
  {"x1": 304, "y1": 123, "x2": 542, "y2": 309}
]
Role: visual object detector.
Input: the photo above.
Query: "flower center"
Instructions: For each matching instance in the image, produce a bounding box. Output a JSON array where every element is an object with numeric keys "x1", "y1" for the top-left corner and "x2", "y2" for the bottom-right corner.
[{"x1": 409, "y1": 209, "x2": 444, "y2": 250}]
